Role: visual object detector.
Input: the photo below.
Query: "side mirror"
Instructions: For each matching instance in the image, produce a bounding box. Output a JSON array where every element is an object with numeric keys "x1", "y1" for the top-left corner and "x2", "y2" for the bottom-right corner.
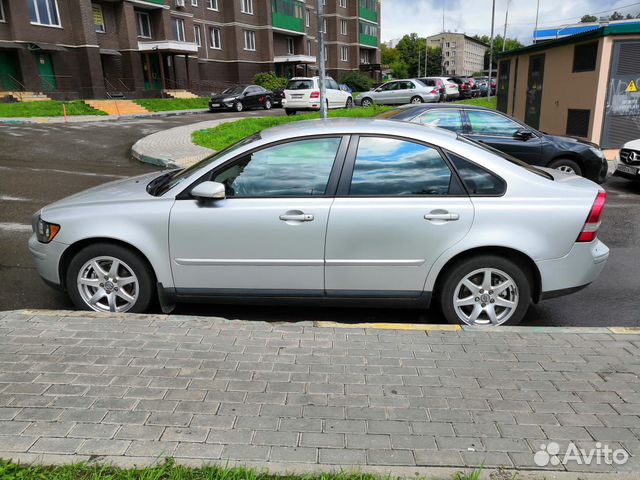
[
  {"x1": 514, "y1": 128, "x2": 534, "y2": 140},
  {"x1": 191, "y1": 181, "x2": 226, "y2": 200}
]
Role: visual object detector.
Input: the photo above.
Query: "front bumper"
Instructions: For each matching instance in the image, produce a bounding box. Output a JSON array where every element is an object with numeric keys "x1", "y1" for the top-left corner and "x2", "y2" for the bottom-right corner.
[
  {"x1": 536, "y1": 239, "x2": 609, "y2": 297},
  {"x1": 614, "y1": 154, "x2": 640, "y2": 181},
  {"x1": 28, "y1": 234, "x2": 67, "y2": 288}
]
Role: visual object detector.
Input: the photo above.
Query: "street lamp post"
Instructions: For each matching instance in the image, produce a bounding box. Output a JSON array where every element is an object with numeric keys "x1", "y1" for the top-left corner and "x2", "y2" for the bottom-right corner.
[
  {"x1": 502, "y1": 0, "x2": 510, "y2": 52},
  {"x1": 487, "y1": 0, "x2": 496, "y2": 102},
  {"x1": 316, "y1": 0, "x2": 328, "y2": 120}
]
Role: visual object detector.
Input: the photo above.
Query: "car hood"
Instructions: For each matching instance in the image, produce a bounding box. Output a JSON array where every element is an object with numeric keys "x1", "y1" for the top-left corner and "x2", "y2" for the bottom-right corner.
[
  {"x1": 210, "y1": 94, "x2": 238, "y2": 102},
  {"x1": 623, "y1": 138, "x2": 640, "y2": 150},
  {"x1": 41, "y1": 171, "x2": 164, "y2": 215},
  {"x1": 542, "y1": 133, "x2": 598, "y2": 149}
]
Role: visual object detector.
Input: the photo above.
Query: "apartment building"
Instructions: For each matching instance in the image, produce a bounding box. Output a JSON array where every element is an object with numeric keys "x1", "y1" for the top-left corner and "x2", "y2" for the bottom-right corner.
[
  {"x1": 426, "y1": 32, "x2": 488, "y2": 76},
  {"x1": 0, "y1": 0, "x2": 381, "y2": 99}
]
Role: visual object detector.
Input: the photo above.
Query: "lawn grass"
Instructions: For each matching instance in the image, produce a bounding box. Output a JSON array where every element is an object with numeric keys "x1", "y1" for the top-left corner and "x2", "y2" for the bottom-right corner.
[
  {"x1": 192, "y1": 105, "x2": 391, "y2": 151},
  {"x1": 455, "y1": 97, "x2": 497, "y2": 109},
  {"x1": 0, "y1": 100, "x2": 107, "y2": 118},
  {"x1": 134, "y1": 97, "x2": 209, "y2": 112},
  {"x1": 0, "y1": 459, "x2": 485, "y2": 480}
]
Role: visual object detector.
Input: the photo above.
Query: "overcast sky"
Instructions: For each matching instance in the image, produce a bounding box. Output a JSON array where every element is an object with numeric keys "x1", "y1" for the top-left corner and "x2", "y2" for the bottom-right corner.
[{"x1": 381, "y1": 0, "x2": 640, "y2": 44}]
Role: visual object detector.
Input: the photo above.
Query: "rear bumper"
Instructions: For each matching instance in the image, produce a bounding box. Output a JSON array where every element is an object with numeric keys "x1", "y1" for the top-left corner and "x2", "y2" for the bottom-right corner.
[
  {"x1": 28, "y1": 234, "x2": 67, "y2": 288},
  {"x1": 536, "y1": 239, "x2": 609, "y2": 296}
]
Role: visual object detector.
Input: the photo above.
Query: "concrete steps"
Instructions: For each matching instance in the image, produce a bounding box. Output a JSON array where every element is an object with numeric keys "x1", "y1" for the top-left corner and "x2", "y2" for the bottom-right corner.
[
  {"x1": 84, "y1": 99, "x2": 149, "y2": 115},
  {"x1": 164, "y1": 89, "x2": 200, "y2": 99},
  {"x1": 1, "y1": 91, "x2": 51, "y2": 102}
]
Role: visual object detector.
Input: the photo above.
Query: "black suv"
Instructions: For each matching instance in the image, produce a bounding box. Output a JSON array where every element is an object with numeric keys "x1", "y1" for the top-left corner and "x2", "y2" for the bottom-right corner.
[{"x1": 379, "y1": 104, "x2": 608, "y2": 183}]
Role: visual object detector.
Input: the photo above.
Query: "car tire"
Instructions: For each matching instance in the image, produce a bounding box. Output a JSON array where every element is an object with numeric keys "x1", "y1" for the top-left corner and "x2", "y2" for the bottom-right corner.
[
  {"x1": 438, "y1": 254, "x2": 531, "y2": 327},
  {"x1": 263, "y1": 98, "x2": 272, "y2": 110},
  {"x1": 234, "y1": 101, "x2": 244, "y2": 112},
  {"x1": 361, "y1": 97, "x2": 373, "y2": 108},
  {"x1": 66, "y1": 243, "x2": 155, "y2": 314},
  {"x1": 285, "y1": 109, "x2": 296, "y2": 116},
  {"x1": 345, "y1": 97, "x2": 353, "y2": 109},
  {"x1": 410, "y1": 96, "x2": 424, "y2": 104},
  {"x1": 548, "y1": 158, "x2": 582, "y2": 176}
]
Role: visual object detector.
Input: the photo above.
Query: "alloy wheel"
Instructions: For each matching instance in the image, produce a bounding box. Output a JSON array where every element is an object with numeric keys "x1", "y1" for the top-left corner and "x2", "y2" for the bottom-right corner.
[
  {"x1": 453, "y1": 268, "x2": 519, "y2": 326},
  {"x1": 235, "y1": 101, "x2": 243, "y2": 112},
  {"x1": 77, "y1": 256, "x2": 139, "y2": 313},
  {"x1": 555, "y1": 165, "x2": 576, "y2": 174}
]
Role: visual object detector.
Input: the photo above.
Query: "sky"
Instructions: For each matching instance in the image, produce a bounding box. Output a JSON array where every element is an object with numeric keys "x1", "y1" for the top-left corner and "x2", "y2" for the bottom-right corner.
[{"x1": 381, "y1": 0, "x2": 640, "y2": 45}]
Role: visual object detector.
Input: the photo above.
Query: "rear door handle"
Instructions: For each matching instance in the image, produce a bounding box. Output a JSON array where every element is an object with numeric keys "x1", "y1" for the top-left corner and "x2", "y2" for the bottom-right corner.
[
  {"x1": 424, "y1": 213, "x2": 460, "y2": 221},
  {"x1": 279, "y1": 214, "x2": 314, "y2": 222}
]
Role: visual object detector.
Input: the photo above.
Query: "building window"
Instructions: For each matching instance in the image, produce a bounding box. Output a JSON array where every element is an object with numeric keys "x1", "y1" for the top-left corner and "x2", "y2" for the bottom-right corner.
[
  {"x1": 573, "y1": 41, "x2": 598, "y2": 72},
  {"x1": 171, "y1": 17, "x2": 186, "y2": 42},
  {"x1": 194, "y1": 25, "x2": 202, "y2": 46},
  {"x1": 241, "y1": 0, "x2": 253, "y2": 14},
  {"x1": 340, "y1": 19, "x2": 347, "y2": 35},
  {"x1": 243, "y1": 29, "x2": 256, "y2": 50},
  {"x1": 136, "y1": 11, "x2": 151, "y2": 38},
  {"x1": 339, "y1": 0, "x2": 347, "y2": 7},
  {"x1": 287, "y1": 37, "x2": 294, "y2": 54},
  {"x1": 207, "y1": 0, "x2": 218, "y2": 10},
  {"x1": 0, "y1": 0, "x2": 4, "y2": 22},
  {"x1": 322, "y1": 18, "x2": 327, "y2": 33},
  {"x1": 307, "y1": 39, "x2": 312, "y2": 55},
  {"x1": 340, "y1": 46, "x2": 348, "y2": 62},
  {"x1": 191, "y1": 0, "x2": 198, "y2": 5},
  {"x1": 305, "y1": 9, "x2": 309, "y2": 27},
  {"x1": 28, "y1": 0, "x2": 61, "y2": 27},
  {"x1": 210, "y1": 26, "x2": 221, "y2": 49},
  {"x1": 360, "y1": 49, "x2": 370, "y2": 64},
  {"x1": 324, "y1": 45, "x2": 327, "y2": 63},
  {"x1": 566, "y1": 109, "x2": 591, "y2": 137},
  {"x1": 92, "y1": 3, "x2": 105, "y2": 33}
]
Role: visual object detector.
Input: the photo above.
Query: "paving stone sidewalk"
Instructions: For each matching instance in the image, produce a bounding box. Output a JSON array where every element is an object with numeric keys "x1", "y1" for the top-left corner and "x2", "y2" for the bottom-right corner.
[{"x1": 1, "y1": 309, "x2": 640, "y2": 476}]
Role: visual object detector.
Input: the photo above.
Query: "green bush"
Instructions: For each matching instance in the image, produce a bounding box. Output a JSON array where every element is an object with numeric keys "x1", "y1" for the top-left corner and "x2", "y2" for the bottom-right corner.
[
  {"x1": 340, "y1": 71, "x2": 373, "y2": 92},
  {"x1": 252, "y1": 72, "x2": 288, "y2": 91}
]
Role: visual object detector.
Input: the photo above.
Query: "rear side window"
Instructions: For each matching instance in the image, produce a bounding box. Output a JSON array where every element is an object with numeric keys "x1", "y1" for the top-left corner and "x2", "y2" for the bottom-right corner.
[
  {"x1": 287, "y1": 79, "x2": 314, "y2": 90},
  {"x1": 350, "y1": 137, "x2": 453, "y2": 196},
  {"x1": 448, "y1": 152, "x2": 506, "y2": 196}
]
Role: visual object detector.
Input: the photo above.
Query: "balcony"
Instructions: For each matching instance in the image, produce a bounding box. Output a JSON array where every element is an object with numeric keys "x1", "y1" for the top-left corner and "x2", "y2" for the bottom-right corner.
[
  {"x1": 359, "y1": 0, "x2": 377, "y2": 22},
  {"x1": 272, "y1": 0, "x2": 305, "y2": 34},
  {"x1": 359, "y1": 33, "x2": 377, "y2": 47}
]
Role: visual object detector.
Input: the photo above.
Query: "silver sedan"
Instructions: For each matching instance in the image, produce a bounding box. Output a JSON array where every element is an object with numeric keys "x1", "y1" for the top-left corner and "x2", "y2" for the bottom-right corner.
[
  {"x1": 359, "y1": 79, "x2": 440, "y2": 107},
  {"x1": 29, "y1": 119, "x2": 609, "y2": 326}
]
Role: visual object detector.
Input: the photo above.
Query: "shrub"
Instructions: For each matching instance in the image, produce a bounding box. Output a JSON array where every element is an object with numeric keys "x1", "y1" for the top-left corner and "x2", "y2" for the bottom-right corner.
[
  {"x1": 340, "y1": 71, "x2": 373, "y2": 92},
  {"x1": 252, "y1": 73, "x2": 288, "y2": 91}
]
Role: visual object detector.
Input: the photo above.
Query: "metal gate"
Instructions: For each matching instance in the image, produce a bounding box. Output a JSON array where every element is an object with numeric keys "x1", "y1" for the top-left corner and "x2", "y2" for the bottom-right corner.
[{"x1": 602, "y1": 41, "x2": 640, "y2": 148}]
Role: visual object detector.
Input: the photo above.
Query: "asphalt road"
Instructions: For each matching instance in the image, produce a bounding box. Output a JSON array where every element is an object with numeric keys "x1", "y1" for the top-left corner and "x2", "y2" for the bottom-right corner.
[{"x1": 1, "y1": 112, "x2": 639, "y2": 326}]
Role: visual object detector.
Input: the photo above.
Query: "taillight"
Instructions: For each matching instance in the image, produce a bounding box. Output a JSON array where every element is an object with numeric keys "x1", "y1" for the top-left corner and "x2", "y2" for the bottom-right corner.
[
  {"x1": 430, "y1": 89, "x2": 438, "y2": 94},
  {"x1": 577, "y1": 191, "x2": 606, "y2": 242},
  {"x1": 310, "y1": 91, "x2": 320, "y2": 99}
]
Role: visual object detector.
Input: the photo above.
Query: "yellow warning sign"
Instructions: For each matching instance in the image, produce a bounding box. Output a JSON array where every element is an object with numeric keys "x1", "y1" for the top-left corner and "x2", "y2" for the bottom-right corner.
[{"x1": 627, "y1": 80, "x2": 638, "y2": 93}]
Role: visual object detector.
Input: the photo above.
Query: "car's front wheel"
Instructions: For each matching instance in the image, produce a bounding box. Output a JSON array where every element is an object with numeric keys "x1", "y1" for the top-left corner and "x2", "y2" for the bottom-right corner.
[
  {"x1": 345, "y1": 97, "x2": 353, "y2": 109},
  {"x1": 234, "y1": 101, "x2": 244, "y2": 112},
  {"x1": 548, "y1": 158, "x2": 582, "y2": 176},
  {"x1": 66, "y1": 243, "x2": 154, "y2": 314},
  {"x1": 438, "y1": 255, "x2": 531, "y2": 326}
]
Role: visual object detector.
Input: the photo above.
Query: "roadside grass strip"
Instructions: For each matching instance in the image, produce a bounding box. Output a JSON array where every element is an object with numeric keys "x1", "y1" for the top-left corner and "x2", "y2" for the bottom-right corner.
[
  {"x1": 0, "y1": 101, "x2": 107, "y2": 118},
  {"x1": 134, "y1": 98, "x2": 210, "y2": 112},
  {"x1": 192, "y1": 106, "x2": 391, "y2": 151}
]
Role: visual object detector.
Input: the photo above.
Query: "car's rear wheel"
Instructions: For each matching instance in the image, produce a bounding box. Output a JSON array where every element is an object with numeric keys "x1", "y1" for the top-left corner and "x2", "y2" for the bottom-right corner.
[
  {"x1": 410, "y1": 96, "x2": 424, "y2": 104},
  {"x1": 549, "y1": 158, "x2": 582, "y2": 176},
  {"x1": 263, "y1": 98, "x2": 272, "y2": 110},
  {"x1": 438, "y1": 255, "x2": 531, "y2": 326},
  {"x1": 66, "y1": 243, "x2": 154, "y2": 314},
  {"x1": 285, "y1": 109, "x2": 296, "y2": 116},
  {"x1": 345, "y1": 97, "x2": 353, "y2": 109},
  {"x1": 234, "y1": 101, "x2": 244, "y2": 112},
  {"x1": 361, "y1": 97, "x2": 373, "y2": 108}
]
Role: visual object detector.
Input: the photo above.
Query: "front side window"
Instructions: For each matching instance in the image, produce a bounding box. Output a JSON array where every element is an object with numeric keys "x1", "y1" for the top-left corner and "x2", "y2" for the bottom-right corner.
[
  {"x1": 213, "y1": 138, "x2": 342, "y2": 197},
  {"x1": 29, "y1": 0, "x2": 61, "y2": 26},
  {"x1": 92, "y1": 3, "x2": 105, "y2": 33},
  {"x1": 413, "y1": 109, "x2": 464, "y2": 133},
  {"x1": 136, "y1": 11, "x2": 151, "y2": 38},
  {"x1": 171, "y1": 17, "x2": 186, "y2": 42},
  {"x1": 350, "y1": 137, "x2": 453, "y2": 196},
  {"x1": 380, "y1": 81, "x2": 398, "y2": 91},
  {"x1": 448, "y1": 152, "x2": 505, "y2": 195},
  {"x1": 467, "y1": 110, "x2": 522, "y2": 137},
  {"x1": 210, "y1": 27, "x2": 221, "y2": 49},
  {"x1": 241, "y1": 0, "x2": 253, "y2": 14},
  {"x1": 243, "y1": 30, "x2": 256, "y2": 51}
]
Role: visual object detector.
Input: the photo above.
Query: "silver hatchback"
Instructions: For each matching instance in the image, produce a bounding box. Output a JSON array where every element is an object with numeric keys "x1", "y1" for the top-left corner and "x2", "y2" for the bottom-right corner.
[{"x1": 29, "y1": 119, "x2": 609, "y2": 326}]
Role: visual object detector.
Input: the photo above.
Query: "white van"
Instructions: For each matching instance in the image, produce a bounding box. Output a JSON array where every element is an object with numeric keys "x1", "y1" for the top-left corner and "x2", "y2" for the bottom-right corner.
[{"x1": 282, "y1": 76, "x2": 353, "y2": 115}]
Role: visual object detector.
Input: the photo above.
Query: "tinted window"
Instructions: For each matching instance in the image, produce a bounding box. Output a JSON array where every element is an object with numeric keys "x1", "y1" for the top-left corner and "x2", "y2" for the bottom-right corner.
[
  {"x1": 380, "y1": 82, "x2": 398, "y2": 91},
  {"x1": 287, "y1": 79, "x2": 314, "y2": 90},
  {"x1": 213, "y1": 137, "x2": 341, "y2": 197},
  {"x1": 467, "y1": 110, "x2": 522, "y2": 136},
  {"x1": 448, "y1": 153, "x2": 506, "y2": 195},
  {"x1": 350, "y1": 137, "x2": 453, "y2": 196},
  {"x1": 326, "y1": 78, "x2": 339, "y2": 90},
  {"x1": 413, "y1": 109, "x2": 464, "y2": 133},
  {"x1": 222, "y1": 86, "x2": 245, "y2": 95},
  {"x1": 400, "y1": 81, "x2": 415, "y2": 89}
]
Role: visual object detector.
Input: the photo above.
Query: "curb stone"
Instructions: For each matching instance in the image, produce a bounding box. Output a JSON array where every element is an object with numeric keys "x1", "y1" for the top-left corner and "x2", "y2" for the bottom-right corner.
[{"x1": 0, "y1": 108, "x2": 208, "y2": 125}]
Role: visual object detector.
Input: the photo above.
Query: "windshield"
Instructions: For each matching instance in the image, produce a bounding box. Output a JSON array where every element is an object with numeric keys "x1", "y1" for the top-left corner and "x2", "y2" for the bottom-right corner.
[
  {"x1": 148, "y1": 134, "x2": 261, "y2": 196},
  {"x1": 222, "y1": 86, "x2": 245, "y2": 95},
  {"x1": 459, "y1": 137, "x2": 553, "y2": 180}
]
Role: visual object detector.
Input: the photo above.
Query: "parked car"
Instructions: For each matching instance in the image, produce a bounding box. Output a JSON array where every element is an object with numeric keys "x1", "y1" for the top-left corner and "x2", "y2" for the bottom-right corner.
[
  {"x1": 462, "y1": 77, "x2": 480, "y2": 97},
  {"x1": 282, "y1": 76, "x2": 353, "y2": 115},
  {"x1": 209, "y1": 85, "x2": 273, "y2": 112},
  {"x1": 379, "y1": 104, "x2": 608, "y2": 183},
  {"x1": 272, "y1": 88, "x2": 285, "y2": 107},
  {"x1": 30, "y1": 119, "x2": 608, "y2": 326},
  {"x1": 358, "y1": 79, "x2": 439, "y2": 107},
  {"x1": 613, "y1": 139, "x2": 640, "y2": 181},
  {"x1": 418, "y1": 77, "x2": 445, "y2": 102},
  {"x1": 438, "y1": 77, "x2": 460, "y2": 101},
  {"x1": 475, "y1": 77, "x2": 496, "y2": 96},
  {"x1": 448, "y1": 76, "x2": 474, "y2": 99}
]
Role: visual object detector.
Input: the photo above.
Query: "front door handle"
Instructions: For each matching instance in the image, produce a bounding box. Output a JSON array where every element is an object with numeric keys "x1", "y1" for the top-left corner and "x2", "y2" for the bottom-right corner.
[
  {"x1": 279, "y1": 213, "x2": 314, "y2": 222},
  {"x1": 424, "y1": 213, "x2": 460, "y2": 221}
]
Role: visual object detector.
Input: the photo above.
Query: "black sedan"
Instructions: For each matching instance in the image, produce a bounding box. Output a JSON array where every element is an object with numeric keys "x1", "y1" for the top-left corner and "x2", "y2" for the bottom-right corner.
[
  {"x1": 209, "y1": 85, "x2": 273, "y2": 112},
  {"x1": 379, "y1": 104, "x2": 608, "y2": 183}
]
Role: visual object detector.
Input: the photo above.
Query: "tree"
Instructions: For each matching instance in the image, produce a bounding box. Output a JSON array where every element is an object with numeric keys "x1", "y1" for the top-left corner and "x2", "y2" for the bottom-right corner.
[
  {"x1": 609, "y1": 11, "x2": 624, "y2": 20},
  {"x1": 381, "y1": 43, "x2": 400, "y2": 66},
  {"x1": 393, "y1": 34, "x2": 442, "y2": 77},
  {"x1": 252, "y1": 73, "x2": 287, "y2": 91},
  {"x1": 581, "y1": 14, "x2": 597, "y2": 22},
  {"x1": 390, "y1": 60, "x2": 408, "y2": 79},
  {"x1": 339, "y1": 71, "x2": 372, "y2": 92},
  {"x1": 473, "y1": 34, "x2": 524, "y2": 70}
]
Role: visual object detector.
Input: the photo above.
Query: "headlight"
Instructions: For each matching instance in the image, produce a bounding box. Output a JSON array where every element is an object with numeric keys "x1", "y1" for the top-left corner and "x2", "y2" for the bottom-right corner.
[
  {"x1": 589, "y1": 147, "x2": 605, "y2": 159},
  {"x1": 223, "y1": 97, "x2": 236, "y2": 103},
  {"x1": 35, "y1": 216, "x2": 60, "y2": 243}
]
